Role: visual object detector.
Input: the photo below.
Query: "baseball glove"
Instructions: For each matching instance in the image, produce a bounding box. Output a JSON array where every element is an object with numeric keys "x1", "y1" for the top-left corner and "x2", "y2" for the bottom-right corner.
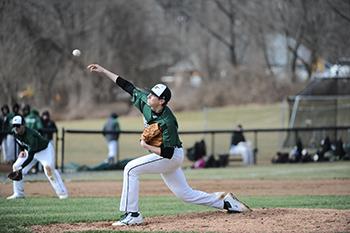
[
  {"x1": 140, "y1": 123, "x2": 163, "y2": 147},
  {"x1": 8, "y1": 170, "x2": 23, "y2": 181}
]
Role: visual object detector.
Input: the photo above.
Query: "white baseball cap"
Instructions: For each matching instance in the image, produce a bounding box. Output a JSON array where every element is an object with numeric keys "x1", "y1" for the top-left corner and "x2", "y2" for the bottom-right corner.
[
  {"x1": 150, "y1": 84, "x2": 171, "y2": 103},
  {"x1": 12, "y1": 115, "x2": 25, "y2": 126}
]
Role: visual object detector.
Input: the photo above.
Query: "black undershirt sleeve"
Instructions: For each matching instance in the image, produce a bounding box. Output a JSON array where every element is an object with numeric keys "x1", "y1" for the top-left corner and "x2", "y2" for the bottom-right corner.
[
  {"x1": 160, "y1": 146, "x2": 175, "y2": 159},
  {"x1": 116, "y1": 76, "x2": 135, "y2": 96}
]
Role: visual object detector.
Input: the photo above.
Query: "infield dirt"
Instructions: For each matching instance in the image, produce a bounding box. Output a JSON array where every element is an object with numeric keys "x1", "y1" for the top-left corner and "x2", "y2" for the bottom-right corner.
[
  {"x1": 2, "y1": 179, "x2": 350, "y2": 197},
  {"x1": 2, "y1": 179, "x2": 350, "y2": 233}
]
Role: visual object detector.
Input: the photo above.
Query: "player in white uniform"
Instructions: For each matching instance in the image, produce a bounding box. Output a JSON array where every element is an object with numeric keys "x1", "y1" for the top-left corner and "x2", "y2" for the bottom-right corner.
[
  {"x1": 6, "y1": 115, "x2": 68, "y2": 200},
  {"x1": 87, "y1": 64, "x2": 251, "y2": 226}
]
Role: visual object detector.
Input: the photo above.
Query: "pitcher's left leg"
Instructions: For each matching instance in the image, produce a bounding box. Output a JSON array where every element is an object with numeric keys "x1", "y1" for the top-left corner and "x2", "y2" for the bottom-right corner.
[{"x1": 161, "y1": 168, "x2": 224, "y2": 209}]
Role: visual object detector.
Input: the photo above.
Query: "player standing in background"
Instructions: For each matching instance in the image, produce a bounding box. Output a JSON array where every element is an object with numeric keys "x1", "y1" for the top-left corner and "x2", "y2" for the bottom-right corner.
[
  {"x1": 25, "y1": 108, "x2": 43, "y2": 131},
  {"x1": 22, "y1": 104, "x2": 31, "y2": 118},
  {"x1": 6, "y1": 115, "x2": 68, "y2": 200},
  {"x1": 229, "y1": 124, "x2": 254, "y2": 165},
  {"x1": 1, "y1": 103, "x2": 20, "y2": 163},
  {"x1": 102, "y1": 113, "x2": 120, "y2": 165},
  {"x1": 40, "y1": 110, "x2": 58, "y2": 145},
  {"x1": 1, "y1": 105, "x2": 10, "y2": 162},
  {"x1": 87, "y1": 64, "x2": 251, "y2": 226}
]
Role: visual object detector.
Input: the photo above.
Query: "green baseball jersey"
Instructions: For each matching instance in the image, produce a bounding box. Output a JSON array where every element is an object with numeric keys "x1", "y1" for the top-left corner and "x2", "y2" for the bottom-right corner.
[
  {"x1": 12, "y1": 127, "x2": 49, "y2": 158},
  {"x1": 25, "y1": 110, "x2": 43, "y2": 131},
  {"x1": 132, "y1": 88, "x2": 182, "y2": 148}
]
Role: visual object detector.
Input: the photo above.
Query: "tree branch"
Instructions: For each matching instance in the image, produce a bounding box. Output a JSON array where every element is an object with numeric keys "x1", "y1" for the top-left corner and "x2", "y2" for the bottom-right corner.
[
  {"x1": 327, "y1": 0, "x2": 350, "y2": 23},
  {"x1": 179, "y1": 9, "x2": 232, "y2": 48},
  {"x1": 214, "y1": 0, "x2": 232, "y2": 19}
]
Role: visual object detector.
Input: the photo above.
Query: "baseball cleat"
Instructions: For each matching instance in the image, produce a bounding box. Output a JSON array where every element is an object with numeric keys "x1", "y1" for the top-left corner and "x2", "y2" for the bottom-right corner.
[
  {"x1": 58, "y1": 194, "x2": 68, "y2": 199},
  {"x1": 223, "y1": 192, "x2": 252, "y2": 213},
  {"x1": 6, "y1": 194, "x2": 25, "y2": 200},
  {"x1": 112, "y1": 212, "x2": 143, "y2": 226}
]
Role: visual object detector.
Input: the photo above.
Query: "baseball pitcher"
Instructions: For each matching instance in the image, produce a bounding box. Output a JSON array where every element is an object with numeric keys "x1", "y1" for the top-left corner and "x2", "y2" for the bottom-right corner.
[{"x1": 88, "y1": 64, "x2": 251, "y2": 226}]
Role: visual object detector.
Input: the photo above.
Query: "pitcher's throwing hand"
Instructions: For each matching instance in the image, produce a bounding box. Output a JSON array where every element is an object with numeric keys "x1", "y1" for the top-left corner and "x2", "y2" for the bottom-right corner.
[{"x1": 87, "y1": 64, "x2": 103, "y2": 72}]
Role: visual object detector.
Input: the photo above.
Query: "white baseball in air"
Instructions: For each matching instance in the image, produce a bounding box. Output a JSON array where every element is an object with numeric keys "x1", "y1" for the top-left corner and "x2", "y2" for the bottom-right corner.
[{"x1": 72, "y1": 49, "x2": 81, "y2": 57}]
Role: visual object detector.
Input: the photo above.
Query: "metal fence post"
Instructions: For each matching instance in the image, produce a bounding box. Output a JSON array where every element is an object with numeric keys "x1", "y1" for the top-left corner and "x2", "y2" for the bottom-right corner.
[
  {"x1": 254, "y1": 130, "x2": 258, "y2": 164},
  {"x1": 55, "y1": 130, "x2": 59, "y2": 169},
  {"x1": 117, "y1": 140, "x2": 120, "y2": 163},
  {"x1": 61, "y1": 127, "x2": 65, "y2": 173},
  {"x1": 211, "y1": 132, "x2": 215, "y2": 156}
]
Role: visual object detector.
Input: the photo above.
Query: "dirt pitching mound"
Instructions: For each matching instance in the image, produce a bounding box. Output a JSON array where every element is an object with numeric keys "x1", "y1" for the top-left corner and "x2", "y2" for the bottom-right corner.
[{"x1": 31, "y1": 208, "x2": 350, "y2": 233}]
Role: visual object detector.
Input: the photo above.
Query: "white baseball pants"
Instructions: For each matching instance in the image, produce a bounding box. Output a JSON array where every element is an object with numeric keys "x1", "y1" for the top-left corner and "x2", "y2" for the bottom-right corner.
[
  {"x1": 12, "y1": 143, "x2": 68, "y2": 198},
  {"x1": 2, "y1": 134, "x2": 18, "y2": 162},
  {"x1": 107, "y1": 140, "x2": 118, "y2": 159},
  {"x1": 120, "y1": 147, "x2": 224, "y2": 212}
]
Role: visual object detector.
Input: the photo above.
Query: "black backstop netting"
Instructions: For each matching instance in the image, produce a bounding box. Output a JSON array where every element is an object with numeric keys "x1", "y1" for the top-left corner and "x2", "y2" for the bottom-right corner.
[{"x1": 284, "y1": 77, "x2": 350, "y2": 148}]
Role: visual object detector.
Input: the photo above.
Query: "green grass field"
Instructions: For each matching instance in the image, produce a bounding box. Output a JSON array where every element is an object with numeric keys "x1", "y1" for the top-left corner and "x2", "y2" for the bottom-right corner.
[
  {"x1": 2, "y1": 160, "x2": 349, "y2": 182},
  {"x1": 1, "y1": 162, "x2": 349, "y2": 233}
]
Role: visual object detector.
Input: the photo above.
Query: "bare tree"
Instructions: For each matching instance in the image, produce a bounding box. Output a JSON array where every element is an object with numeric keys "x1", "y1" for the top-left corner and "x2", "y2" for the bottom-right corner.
[
  {"x1": 274, "y1": 0, "x2": 350, "y2": 81},
  {"x1": 157, "y1": 0, "x2": 255, "y2": 67},
  {"x1": 327, "y1": 0, "x2": 350, "y2": 23},
  {"x1": 1, "y1": 0, "x2": 349, "y2": 116}
]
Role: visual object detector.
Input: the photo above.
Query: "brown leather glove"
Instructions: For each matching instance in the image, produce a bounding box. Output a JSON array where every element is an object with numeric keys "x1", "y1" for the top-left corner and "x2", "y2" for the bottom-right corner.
[
  {"x1": 8, "y1": 170, "x2": 23, "y2": 181},
  {"x1": 140, "y1": 123, "x2": 163, "y2": 147}
]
